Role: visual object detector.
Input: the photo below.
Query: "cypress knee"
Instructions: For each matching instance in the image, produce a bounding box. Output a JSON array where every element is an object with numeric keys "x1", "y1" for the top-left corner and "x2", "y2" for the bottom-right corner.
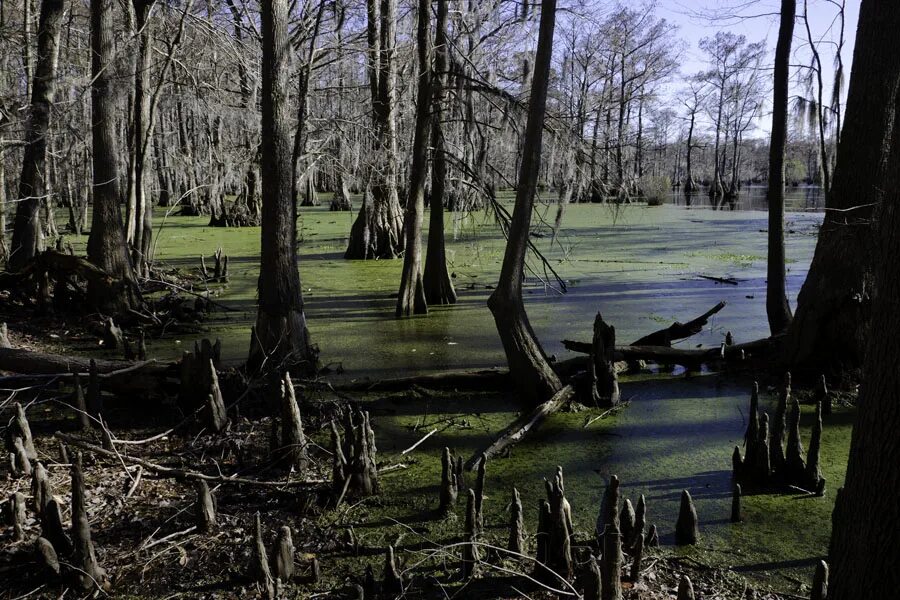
[
  {"x1": 508, "y1": 486, "x2": 525, "y2": 555},
  {"x1": 674, "y1": 490, "x2": 699, "y2": 545}
]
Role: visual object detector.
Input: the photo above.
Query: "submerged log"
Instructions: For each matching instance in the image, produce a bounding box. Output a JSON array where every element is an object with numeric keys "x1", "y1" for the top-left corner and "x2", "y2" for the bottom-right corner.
[
  {"x1": 335, "y1": 368, "x2": 509, "y2": 392},
  {"x1": 465, "y1": 384, "x2": 575, "y2": 470},
  {"x1": 561, "y1": 336, "x2": 780, "y2": 369},
  {"x1": 632, "y1": 301, "x2": 727, "y2": 346},
  {"x1": 674, "y1": 490, "x2": 699, "y2": 546}
]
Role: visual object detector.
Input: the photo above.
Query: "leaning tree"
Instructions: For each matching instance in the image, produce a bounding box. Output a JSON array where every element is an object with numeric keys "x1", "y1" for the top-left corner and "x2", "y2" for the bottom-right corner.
[{"x1": 487, "y1": 0, "x2": 563, "y2": 406}]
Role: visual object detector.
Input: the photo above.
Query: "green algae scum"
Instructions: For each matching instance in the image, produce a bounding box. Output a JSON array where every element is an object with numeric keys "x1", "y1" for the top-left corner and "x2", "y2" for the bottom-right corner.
[{"x1": 60, "y1": 199, "x2": 846, "y2": 593}]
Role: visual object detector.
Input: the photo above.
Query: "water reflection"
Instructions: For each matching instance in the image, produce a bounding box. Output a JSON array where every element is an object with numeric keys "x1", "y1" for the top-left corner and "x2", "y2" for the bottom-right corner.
[{"x1": 672, "y1": 185, "x2": 823, "y2": 211}]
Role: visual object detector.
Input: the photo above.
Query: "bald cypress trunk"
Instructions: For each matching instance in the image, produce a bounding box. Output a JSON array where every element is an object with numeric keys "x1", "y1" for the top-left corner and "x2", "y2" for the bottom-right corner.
[
  {"x1": 395, "y1": 0, "x2": 431, "y2": 317},
  {"x1": 423, "y1": 0, "x2": 457, "y2": 306},
  {"x1": 488, "y1": 0, "x2": 563, "y2": 407},
  {"x1": 248, "y1": 0, "x2": 316, "y2": 375},
  {"x1": 8, "y1": 0, "x2": 63, "y2": 272},
  {"x1": 766, "y1": 0, "x2": 795, "y2": 334},
  {"x1": 828, "y1": 7, "x2": 900, "y2": 594},
  {"x1": 783, "y1": 0, "x2": 900, "y2": 375},
  {"x1": 87, "y1": 0, "x2": 138, "y2": 314}
]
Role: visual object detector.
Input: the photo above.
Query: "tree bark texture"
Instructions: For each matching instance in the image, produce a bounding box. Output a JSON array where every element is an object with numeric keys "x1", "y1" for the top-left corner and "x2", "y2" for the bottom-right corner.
[
  {"x1": 9, "y1": 0, "x2": 63, "y2": 272},
  {"x1": 248, "y1": 0, "x2": 316, "y2": 375}
]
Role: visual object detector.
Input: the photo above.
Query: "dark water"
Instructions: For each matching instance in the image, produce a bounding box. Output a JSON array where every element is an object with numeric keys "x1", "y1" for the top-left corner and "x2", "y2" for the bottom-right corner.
[{"x1": 672, "y1": 185, "x2": 824, "y2": 212}]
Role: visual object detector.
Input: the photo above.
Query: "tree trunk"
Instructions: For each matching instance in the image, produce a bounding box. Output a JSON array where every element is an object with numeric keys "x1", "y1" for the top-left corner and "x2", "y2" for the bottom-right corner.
[
  {"x1": 782, "y1": 0, "x2": 900, "y2": 376},
  {"x1": 487, "y1": 0, "x2": 563, "y2": 407},
  {"x1": 396, "y1": 0, "x2": 431, "y2": 317},
  {"x1": 828, "y1": 5, "x2": 900, "y2": 592},
  {"x1": 87, "y1": 0, "x2": 138, "y2": 314},
  {"x1": 423, "y1": 0, "x2": 456, "y2": 306},
  {"x1": 766, "y1": 0, "x2": 795, "y2": 335},
  {"x1": 248, "y1": 0, "x2": 316, "y2": 375},
  {"x1": 8, "y1": 0, "x2": 63, "y2": 272},
  {"x1": 345, "y1": 0, "x2": 404, "y2": 260},
  {"x1": 129, "y1": 0, "x2": 154, "y2": 277}
]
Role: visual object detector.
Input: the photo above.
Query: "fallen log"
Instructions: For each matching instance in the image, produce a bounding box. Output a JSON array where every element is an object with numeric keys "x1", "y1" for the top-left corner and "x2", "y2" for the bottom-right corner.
[
  {"x1": 631, "y1": 301, "x2": 726, "y2": 346},
  {"x1": 559, "y1": 337, "x2": 780, "y2": 369},
  {"x1": 465, "y1": 384, "x2": 575, "y2": 470},
  {"x1": 0, "y1": 347, "x2": 174, "y2": 396}
]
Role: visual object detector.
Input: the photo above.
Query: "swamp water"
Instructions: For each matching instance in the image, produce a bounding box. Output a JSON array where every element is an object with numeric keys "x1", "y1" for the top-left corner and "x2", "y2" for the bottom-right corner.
[{"x1": 97, "y1": 200, "x2": 845, "y2": 592}]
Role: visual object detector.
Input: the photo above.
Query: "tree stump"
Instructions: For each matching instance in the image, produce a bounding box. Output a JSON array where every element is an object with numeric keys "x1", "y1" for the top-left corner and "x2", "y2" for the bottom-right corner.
[
  {"x1": 35, "y1": 536, "x2": 60, "y2": 575},
  {"x1": 330, "y1": 409, "x2": 379, "y2": 500},
  {"x1": 811, "y1": 559, "x2": 828, "y2": 600},
  {"x1": 596, "y1": 475, "x2": 620, "y2": 547},
  {"x1": 806, "y1": 401, "x2": 826, "y2": 494},
  {"x1": 72, "y1": 374, "x2": 90, "y2": 430},
  {"x1": 9, "y1": 491, "x2": 26, "y2": 541},
  {"x1": 583, "y1": 554, "x2": 602, "y2": 600},
  {"x1": 251, "y1": 512, "x2": 275, "y2": 599},
  {"x1": 272, "y1": 525, "x2": 294, "y2": 582},
  {"x1": 674, "y1": 490, "x2": 699, "y2": 545},
  {"x1": 591, "y1": 313, "x2": 620, "y2": 407},
  {"x1": 676, "y1": 575, "x2": 695, "y2": 600},
  {"x1": 383, "y1": 545, "x2": 403, "y2": 593},
  {"x1": 278, "y1": 373, "x2": 307, "y2": 473},
  {"x1": 731, "y1": 484, "x2": 742, "y2": 523},
  {"x1": 508, "y1": 486, "x2": 525, "y2": 555},
  {"x1": 601, "y1": 519, "x2": 623, "y2": 600},
  {"x1": 31, "y1": 462, "x2": 52, "y2": 516},
  {"x1": 203, "y1": 360, "x2": 228, "y2": 433},
  {"x1": 632, "y1": 494, "x2": 646, "y2": 551},
  {"x1": 41, "y1": 499, "x2": 72, "y2": 556},
  {"x1": 71, "y1": 453, "x2": 107, "y2": 590},
  {"x1": 195, "y1": 480, "x2": 217, "y2": 532},
  {"x1": 619, "y1": 499, "x2": 635, "y2": 549},
  {"x1": 630, "y1": 533, "x2": 645, "y2": 582},
  {"x1": 461, "y1": 490, "x2": 479, "y2": 579},
  {"x1": 438, "y1": 447, "x2": 459, "y2": 516},
  {"x1": 784, "y1": 396, "x2": 806, "y2": 482}
]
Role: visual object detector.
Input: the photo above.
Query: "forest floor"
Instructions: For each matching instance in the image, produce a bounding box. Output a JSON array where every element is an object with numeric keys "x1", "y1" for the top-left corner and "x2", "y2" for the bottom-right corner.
[{"x1": 1, "y1": 197, "x2": 851, "y2": 598}]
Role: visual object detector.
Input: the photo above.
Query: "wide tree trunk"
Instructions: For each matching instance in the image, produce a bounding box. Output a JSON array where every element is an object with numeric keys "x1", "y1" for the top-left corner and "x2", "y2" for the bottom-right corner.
[
  {"x1": 766, "y1": 0, "x2": 795, "y2": 334},
  {"x1": 86, "y1": 0, "x2": 138, "y2": 314},
  {"x1": 487, "y1": 0, "x2": 563, "y2": 407},
  {"x1": 128, "y1": 0, "x2": 154, "y2": 277},
  {"x1": 247, "y1": 0, "x2": 316, "y2": 375},
  {"x1": 422, "y1": 0, "x2": 456, "y2": 306},
  {"x1": 8, "y1": 0, "x2": 64, "y2": 272},
  {"x1": 782, "y1": 0, "x2": 900, "y2": 376},
  {"x1": 828, "y1": 5, "x2": 900, "y2": 592},
  {"x1": 345, "y1": 0, "x2": 404, "y2": 260},
  {"x1": 395, "y1": 0, "x2": 431, "y2": 317}
]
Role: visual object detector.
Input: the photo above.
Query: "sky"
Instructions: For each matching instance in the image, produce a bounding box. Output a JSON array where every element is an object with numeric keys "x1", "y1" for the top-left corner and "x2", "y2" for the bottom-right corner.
[{"x1": 657, "y1": 0, "x2": 859, "y2": 136}]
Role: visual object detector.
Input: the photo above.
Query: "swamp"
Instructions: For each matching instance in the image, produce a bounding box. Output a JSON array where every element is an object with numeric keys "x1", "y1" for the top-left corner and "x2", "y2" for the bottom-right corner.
[{"x1": 1, "y1": 0, "x2": 898, "y2": 599}]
